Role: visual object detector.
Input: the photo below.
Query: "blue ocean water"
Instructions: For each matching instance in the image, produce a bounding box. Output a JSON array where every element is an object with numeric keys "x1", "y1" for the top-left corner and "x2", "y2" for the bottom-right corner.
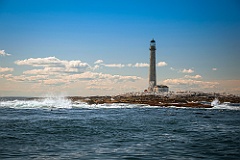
[{"x1": 0, "y1": 97, "x2": 240, "y2": 159}]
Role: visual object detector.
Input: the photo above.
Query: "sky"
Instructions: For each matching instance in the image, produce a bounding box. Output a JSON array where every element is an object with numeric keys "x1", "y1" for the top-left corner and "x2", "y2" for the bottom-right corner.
[{"x1": 0, "y1": 0, "x2": 240, "y2": 96}]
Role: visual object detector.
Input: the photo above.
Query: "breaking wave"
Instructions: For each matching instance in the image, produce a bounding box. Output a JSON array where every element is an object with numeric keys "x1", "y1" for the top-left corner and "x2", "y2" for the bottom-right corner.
[
  {"x1": 212, "y1": 104, "x2": 240, "y2": 110},
  {"x1": 0, "y1": 97, "x2": 150, "y2": 110},
  {"x1": 0, "y1": 97, "x2": 72, "y2": 109},
  {"x1": 0, "y1": 97, "x2": 239, "y2": 110}
]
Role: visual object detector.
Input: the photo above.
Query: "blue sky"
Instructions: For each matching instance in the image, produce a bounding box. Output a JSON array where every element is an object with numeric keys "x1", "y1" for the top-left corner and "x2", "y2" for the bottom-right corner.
[{"x1": 0, "y1": 0, "x2": 240, "y2": 96}]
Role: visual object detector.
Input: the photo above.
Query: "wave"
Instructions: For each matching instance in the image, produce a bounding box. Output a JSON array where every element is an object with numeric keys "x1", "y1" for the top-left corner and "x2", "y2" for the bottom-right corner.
[
  {"x1": 0, "y1": 97, "x2": 72, "y2": 109},
  {"x1": 1, "y1": 97, "x2": 240, "y2": 110},
  {"x1": 212, "y1": 103, "x2": 240, "y2": 110},
  {"x1": 0, "y1": 97, "x2": 151, "y2": 110}
]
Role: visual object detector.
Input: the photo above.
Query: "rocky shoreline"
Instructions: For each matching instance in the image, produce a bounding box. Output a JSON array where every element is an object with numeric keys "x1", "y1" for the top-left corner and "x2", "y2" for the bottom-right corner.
[{"x1": 67, "y1": 93, "x2": 240, "y2": 108}]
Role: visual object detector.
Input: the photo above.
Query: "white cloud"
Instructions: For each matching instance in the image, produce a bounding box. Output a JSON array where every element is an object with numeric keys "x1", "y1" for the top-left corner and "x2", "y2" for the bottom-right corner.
[
  {"x1": 99, "y1": 62, "x2": 149, "y2": 68},
  {"x1": 13, "y1": 57, "x2": 142, "y2": 86},
  {"x1": 212, "y1": 68, "x2": 217, "y2": 71},
  {"x1": 4, "y1": 67, "x2": 142, "y2": 87},
  {"x1": 42, "y1": 72, "x2": 142, "y2": 86},
  {"x1": 184, "y1": 75, "x2": 202, "y2": 79},
  {"x1": 15, "y1": 57, "x2": 89, "y2": 74},
  {"x1": 133, "y1": 63, "x2": 149, "y2": 67},
  {"x1": 104, "y1": 64, "x2": 125, "y2": 68},
  {"x1": 92, "y1": 65, "x2": 100, "y2": 70},
  {"x1": 0, "y1": 74, "x2": 48, "y2": 82},
  {"x1": 157, "y1": 61, "x2": 167, "y2": 67},
  {"x1": 181, "y1": 69, "x2": 194, "y2": 73},
  {"x1": 94, "y1": 60, "x2": 103, "y2": 64},
  {"x1": 85, "y1": 74, "x2": 143, "y2": 92},
  {"x1": 15, "y1": 57, "x2": 88, "y2": 68},
  {"x1": 94, "y1": 60, "x2": 126, "y2": 68},
  {"x1": 0, "y1": 67, "x2": 14, "y2": 72},
  {"x1": 0, "y1": 50, "x2": 11, "y2": 56},
  {"x1": 0, "y1": 74, "x2": 11, "y2": 79},
  {"x1": 163, "y1": 78, "x2": 219, "y2": 89},
  {"x1": 92, "y1": 60, "x2": 166, "y2": 69}
]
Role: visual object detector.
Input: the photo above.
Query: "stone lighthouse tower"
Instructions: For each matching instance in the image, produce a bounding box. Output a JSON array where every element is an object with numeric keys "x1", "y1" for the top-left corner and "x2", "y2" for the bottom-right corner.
[{"x1": 148, "y1": 39, "x2": 156, "y2": 92}]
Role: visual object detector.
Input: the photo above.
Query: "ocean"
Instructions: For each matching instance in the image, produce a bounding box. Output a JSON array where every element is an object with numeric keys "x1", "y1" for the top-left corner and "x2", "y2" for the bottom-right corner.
[{"x1": 0, "y1": 97, "x2": 240, "y2": 160}]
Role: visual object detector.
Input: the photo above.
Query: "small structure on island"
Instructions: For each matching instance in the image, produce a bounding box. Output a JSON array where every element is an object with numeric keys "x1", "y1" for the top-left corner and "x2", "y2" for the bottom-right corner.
[
  {"x1": 154, "y1": 85, "x2": 169, "y2": 93},
  {"x1": 148, "y1": 39, "x2": 169, "y2": 93}
]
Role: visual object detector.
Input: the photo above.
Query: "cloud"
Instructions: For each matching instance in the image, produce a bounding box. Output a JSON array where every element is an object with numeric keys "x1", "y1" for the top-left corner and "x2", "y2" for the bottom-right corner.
[
  {"x1": 92, "y1": 60, "x2": 163, "y2": 68},
  {"x1": 15, "y1": 57, "x2": 89, "y2": 74},
  {"x1": 102, "y1": 62, "x2": 149, "y2": 68},
  {"x1": 94, "y1": 61, "x2": 151, "y2": 68},
  {"x1": 85, "y1": 74, "x2": 143, "y2": 92},
  {"x1": 184, "y1": 75, "x2": 202, "y2": 79},
  {"x1": 162, "y1": 73, "x2": 219, "y2": 92},
  {"x1": 43, "y1": 72, "x2": 142, "y2": 86},
  {"x1": 12, "y1": 57, "x2": 142, "y2": 86},
  {"x1": 3, "y1": 67, "x2": 142, "y2": 87},
  {"x1": 0, "y1": 50, "x2": 11, "y2": 56},
  {"x1": 94, "y1": 60, "x2": 103, "y2": 64},
  {"x1": 163, "y1": 78, "x2": 219, "y2": 89},
  {"x1": 15, "y1": 57, "x2": 88, "y2": 68},
  {"x1": 181, "y1": 69, "x2": 194, "y2": 73},
  {"x1": 157, "y1": 61, "x2": 167, "y2": 67},
  {"x1": 133, "y1": 63, "x2": 149, "y2": 67},
  {"x1": 104, "y1": 64, "x2": 125, "y2": 68},
  {"x1": 212, "y1": 68, "x2": 217, "y2": 71},
  {"x1": 94, "y1": 60, "x2": 126, "y2": 68},
  {"x1": 92, "y1": 65, "x2": 100, "y2": 70},
  {"x1": 0, "y1": 74, "x2": 48, "y2": 83},
  {"x1": 0, "y1": 67, "x2": 14, "y2": 72}
]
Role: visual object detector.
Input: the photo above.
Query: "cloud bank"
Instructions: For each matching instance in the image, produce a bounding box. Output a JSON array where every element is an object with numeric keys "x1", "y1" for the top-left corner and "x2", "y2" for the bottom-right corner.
[
  {"x1": 2, "y1": 56, "x2": 237, "y2": 96},
  {"x1": 163, "y1": 74, "x2": 219, "y2": 92},
  {"x1": 2, "y1": 57, "x2": 143, "y2": 95}
]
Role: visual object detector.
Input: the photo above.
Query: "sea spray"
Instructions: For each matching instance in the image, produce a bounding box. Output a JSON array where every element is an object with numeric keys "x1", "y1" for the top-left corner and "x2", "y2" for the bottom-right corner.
[
  {"x1": 211, "y1": 98, "x2": 220, "y2": 106},
  {"x1": 0, "y1": 96, "x2": 73, "y2": 109},
  {"x1": 41, "y1": 96, "x2": 72, "y2": 109}
]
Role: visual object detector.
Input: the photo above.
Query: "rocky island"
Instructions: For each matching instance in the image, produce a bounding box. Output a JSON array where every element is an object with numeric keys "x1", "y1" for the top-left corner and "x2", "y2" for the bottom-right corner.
[{"x1": 67, "y1": 92, "x2": 240, "y2": 108}]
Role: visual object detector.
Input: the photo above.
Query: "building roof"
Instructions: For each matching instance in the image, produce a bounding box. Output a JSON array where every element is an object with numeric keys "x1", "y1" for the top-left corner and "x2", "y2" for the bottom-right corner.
[
  {"x1": 154, "y1": 85, "x2": 169, "y2": 88},
  {"x1": 150, "y1": 39, "x2": 155, "y2": 43}
]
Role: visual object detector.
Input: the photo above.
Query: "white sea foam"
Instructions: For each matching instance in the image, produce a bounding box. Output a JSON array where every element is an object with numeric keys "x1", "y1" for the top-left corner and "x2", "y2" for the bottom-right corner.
[
  {"x1": 0, "y1": 97, "x2": 151, "y2": 110},
  {"x1": 1, "y1": 97, "x2": 239, "y2": 110},
  {"x1": 211, "y1": 98, "x2": 220, "y2": 106},
  {"x1": 212, "y1": 103, "x2": 240, "y2": 110},
  {"x1": 0, "y1": 97, "x2": 73, "y2": 110}
]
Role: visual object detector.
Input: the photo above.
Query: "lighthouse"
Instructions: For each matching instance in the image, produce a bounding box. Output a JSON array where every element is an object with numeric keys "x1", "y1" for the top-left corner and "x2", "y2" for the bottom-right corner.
[{"x1": 148, "y1": 39, "x2": 156, "y2": 92}]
